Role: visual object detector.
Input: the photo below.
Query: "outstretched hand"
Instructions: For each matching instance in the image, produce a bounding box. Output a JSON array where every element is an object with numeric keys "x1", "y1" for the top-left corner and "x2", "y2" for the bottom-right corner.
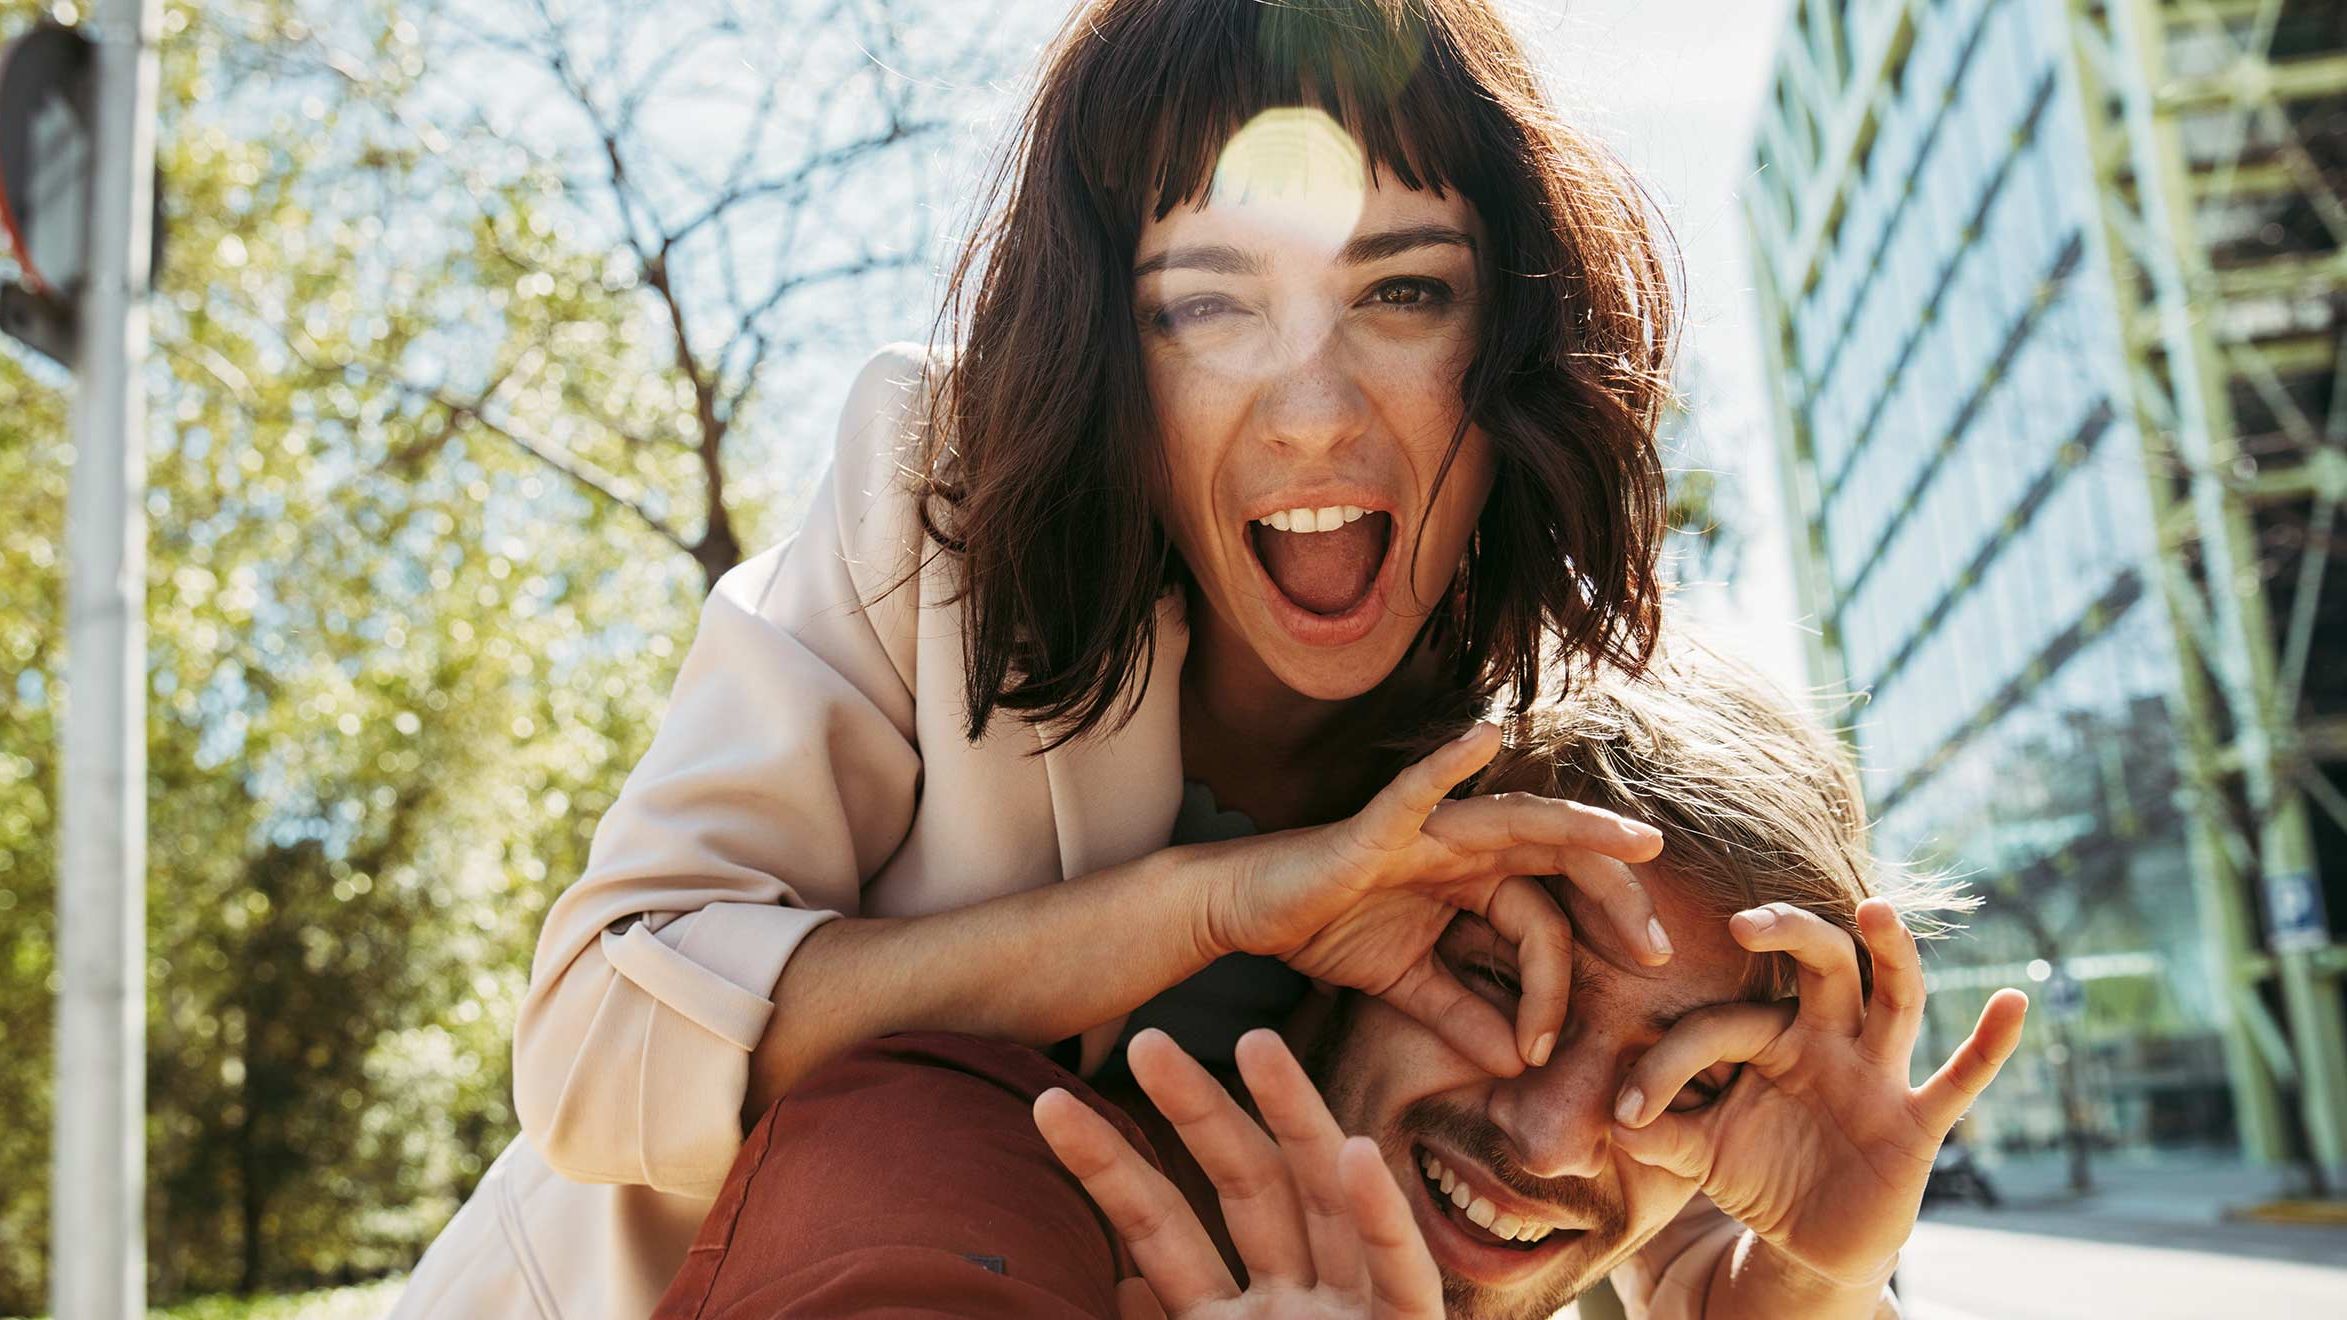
[
  {"x1": 1610, "y1": 897, "x2": 2029, "y2": 1290},
  {"x1": 1199, "y1": 722, "x2": 1669, "y2": 1077},
  {"x1": 1034, "y1": 1029, "x2": 1441, "y2": 1320}
]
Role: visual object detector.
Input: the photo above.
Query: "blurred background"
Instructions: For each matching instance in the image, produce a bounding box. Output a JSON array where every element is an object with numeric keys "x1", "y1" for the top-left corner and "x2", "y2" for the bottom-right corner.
[{"x1": 0, "y1": 0, "x2": 2341, "y2": 1317}]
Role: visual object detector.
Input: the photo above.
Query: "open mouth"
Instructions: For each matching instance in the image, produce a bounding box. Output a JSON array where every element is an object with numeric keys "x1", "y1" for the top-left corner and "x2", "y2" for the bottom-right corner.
[
  {"x1": 1414, "y1": 1145, "x2": 1564, "y2": 1252},
  {"x1": 1245, "y1": 504, "x2": 1395, "y2": 635},
  {"x1": 1404, "y1": 1142, "x2": 1590, "y2": 1287}
]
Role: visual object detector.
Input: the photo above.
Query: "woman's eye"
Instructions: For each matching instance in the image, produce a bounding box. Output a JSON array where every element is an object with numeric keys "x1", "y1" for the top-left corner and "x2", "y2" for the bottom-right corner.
[
  {"x1": 1147, "y1": 280, "x2": 1450, "y2": 334},
  {"x1": 1365, "y1": 277, "x2": 1452, "y2": 311},
  {"x1": 1150, "y1": 297, "x2": 1231, "y2": 332}
]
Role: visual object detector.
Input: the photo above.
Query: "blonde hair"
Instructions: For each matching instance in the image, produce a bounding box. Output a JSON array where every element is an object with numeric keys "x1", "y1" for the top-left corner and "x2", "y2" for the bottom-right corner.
[{"x1": 1473, "y1": 638, "x2": 1975, "y2": 997}]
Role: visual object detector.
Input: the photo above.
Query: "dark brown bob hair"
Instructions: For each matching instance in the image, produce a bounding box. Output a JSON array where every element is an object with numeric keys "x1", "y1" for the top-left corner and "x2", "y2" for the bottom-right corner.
[{"x1": 920, "y1": 0, "x2": 1677, "y2": 747}]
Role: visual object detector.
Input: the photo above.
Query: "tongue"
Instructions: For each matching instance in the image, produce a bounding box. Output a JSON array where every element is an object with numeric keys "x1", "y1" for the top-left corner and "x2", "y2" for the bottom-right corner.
[{"x1": 1258, "y1": 514, "x2": 1387, "y2": 615}]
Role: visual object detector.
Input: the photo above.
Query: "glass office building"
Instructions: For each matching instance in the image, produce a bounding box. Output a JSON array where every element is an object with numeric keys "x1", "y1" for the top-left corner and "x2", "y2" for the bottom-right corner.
[{"x1": 1747, "y1": 0, "x2": 2347, "y2": 1179}]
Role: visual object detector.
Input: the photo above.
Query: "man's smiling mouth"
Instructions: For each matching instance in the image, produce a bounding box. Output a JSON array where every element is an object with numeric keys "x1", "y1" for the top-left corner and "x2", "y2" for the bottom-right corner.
[{"x1": 1413, "y1": 1143, "x2": 1583, "y2": 1255}]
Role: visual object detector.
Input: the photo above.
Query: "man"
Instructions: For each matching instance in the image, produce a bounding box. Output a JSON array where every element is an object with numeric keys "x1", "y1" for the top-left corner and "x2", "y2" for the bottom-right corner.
[
  {"x1": 656, "y1": 648, "x2": 2027, "y2": 1317},
  {"x1": 1031, "y1": 648, "x2": 2028, "y2": 1318}
]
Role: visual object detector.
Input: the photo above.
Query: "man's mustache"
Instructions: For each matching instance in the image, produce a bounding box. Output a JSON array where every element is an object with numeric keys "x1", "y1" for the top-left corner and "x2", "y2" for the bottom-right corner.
[{"x1": 1395, "y1": 1097, "x2": 1628, "y2": 1235}]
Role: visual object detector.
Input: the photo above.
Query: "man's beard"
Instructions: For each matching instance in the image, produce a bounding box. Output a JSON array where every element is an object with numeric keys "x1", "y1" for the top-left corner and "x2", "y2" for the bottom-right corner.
[{"x1": 1303, "y1": 996, "x2": 1630, "y2": 1320}]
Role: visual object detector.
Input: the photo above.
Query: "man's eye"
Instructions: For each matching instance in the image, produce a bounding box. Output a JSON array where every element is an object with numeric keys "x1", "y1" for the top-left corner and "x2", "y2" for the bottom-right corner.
[
  {"x1": 1666, "y1": 1066, "x2": 1741, "y2": 1113},
  {"x1": 1461, "y1": 959, "x2": 1521, "y2": 997}
]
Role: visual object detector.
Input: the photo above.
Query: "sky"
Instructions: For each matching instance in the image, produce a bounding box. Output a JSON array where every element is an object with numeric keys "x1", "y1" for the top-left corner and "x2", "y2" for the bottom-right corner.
[{"x1": 1512, "y1": 0, "x2": 1809, "y2": 692}]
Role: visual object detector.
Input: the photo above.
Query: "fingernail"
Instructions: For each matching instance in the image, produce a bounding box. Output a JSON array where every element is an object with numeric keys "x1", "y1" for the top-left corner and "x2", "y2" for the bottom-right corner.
[
  {"x1": 1614, "y1": 1087, "x2": 1644, "y2": 1125},
  {"x1": 1530, "y1": 1032, "x2": 1556, "y2": 1068},
  {"x1": 1740, "y1": 907, "x2": 1777, "y2": 931},
  {"x1": 1454, "y1": 721, "x2": 1489, "y2": 743},
  {"x1": 1647, "y1": 917, "x2": 1673, "y2": 958}
]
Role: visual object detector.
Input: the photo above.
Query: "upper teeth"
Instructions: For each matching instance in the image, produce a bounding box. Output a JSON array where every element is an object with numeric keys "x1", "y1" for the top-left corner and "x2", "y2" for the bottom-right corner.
[
  {"x1": 1418, "y1": 1150, "x2": 1555, "y2": 1244},
  {"x1": 1259, "y1": 505, "x2": 1367, "y2": 533}
]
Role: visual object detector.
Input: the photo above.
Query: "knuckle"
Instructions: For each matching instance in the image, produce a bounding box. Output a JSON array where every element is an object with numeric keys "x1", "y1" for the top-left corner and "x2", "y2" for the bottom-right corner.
[
  {"x1": 1216, "y1": 1170, "x2": 1281, "y2": 1203},
  {"x1": 1297, "y1": 1183, "x2": 1348, "y2": 1219},
  {"x1": 1121, "y1": 1201, "x2": 1175, "y2": 1244}
]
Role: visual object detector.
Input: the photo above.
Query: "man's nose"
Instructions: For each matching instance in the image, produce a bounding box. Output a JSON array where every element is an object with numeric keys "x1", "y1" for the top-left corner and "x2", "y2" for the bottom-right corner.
[
  {"x1": 1253, "y1": 314, "x2": 1371, "y2": 458},
  {"x1": 1488, "y1": 1041, "x2": 1619, "y2": 1181}
]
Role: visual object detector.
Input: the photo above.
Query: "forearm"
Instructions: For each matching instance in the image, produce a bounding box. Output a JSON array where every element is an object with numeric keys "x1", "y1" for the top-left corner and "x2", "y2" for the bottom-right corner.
[
  {"x1": 1702, "y1": 1232, "x2": 1897, "y2": 1320},
  {"x1": 743, "y1": 846, "x2": 1220, "y2": 1120}
]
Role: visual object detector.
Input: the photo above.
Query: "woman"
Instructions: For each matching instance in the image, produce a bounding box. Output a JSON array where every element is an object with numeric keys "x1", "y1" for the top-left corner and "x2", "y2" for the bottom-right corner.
[{"x1": 394, "y1": 2, "x2": 1679, "y2": 1315}]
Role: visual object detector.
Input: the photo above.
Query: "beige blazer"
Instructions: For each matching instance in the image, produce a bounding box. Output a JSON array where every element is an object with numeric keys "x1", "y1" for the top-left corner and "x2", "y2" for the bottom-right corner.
[{"x1": 393, "y1": 343, "x2": 1188, "y2": 1319}]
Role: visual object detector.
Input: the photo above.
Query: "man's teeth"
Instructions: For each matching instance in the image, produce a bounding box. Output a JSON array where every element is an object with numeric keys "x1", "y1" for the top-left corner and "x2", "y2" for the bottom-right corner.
[
  {"x1": 1258, "y1": 504, "x2": 1368, "y2": 533},
  {"x1": 1418, "y1": 1150, "x2": 1555, "y2": 1244}
]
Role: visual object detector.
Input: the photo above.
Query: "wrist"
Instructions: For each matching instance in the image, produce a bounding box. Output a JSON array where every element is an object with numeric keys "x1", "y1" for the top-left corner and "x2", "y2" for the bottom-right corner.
[
  {"x1": 1168, "y1": 840, "x2": 1241, "y2": 963},
  {"x1": 1743, "y1": 1236, "x2": 1897, "y2": 1308}
]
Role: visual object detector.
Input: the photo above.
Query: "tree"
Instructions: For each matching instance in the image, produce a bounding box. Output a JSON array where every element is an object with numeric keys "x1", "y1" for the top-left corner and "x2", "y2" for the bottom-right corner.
[
  {"x1": 0, "y1": 0, "x2": 1027, "y2": 1303},
  {"x1": 253, "y1": 0, "x2": 1011, "y2": 590}
]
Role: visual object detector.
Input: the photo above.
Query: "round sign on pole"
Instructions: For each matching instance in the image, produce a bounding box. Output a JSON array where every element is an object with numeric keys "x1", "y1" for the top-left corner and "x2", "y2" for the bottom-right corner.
[
  {"x1": 0, "y1": 22, "x2": 95, "y2": 298},
  {"x1": 0, "y1": 19, "x2": 163, "y2": 365}
]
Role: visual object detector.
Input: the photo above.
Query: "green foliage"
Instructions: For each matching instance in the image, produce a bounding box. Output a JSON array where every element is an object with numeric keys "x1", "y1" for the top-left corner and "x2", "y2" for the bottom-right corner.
[
  {"x1": 2, "y1": 0, "x2": 1017, "y2": 1301},
  {"x1": 146, "y1": 1278, "x2": 405, "y2": 1320},
  {"x1": 0, "y1": 0, "x2": 709, "y2": 1306},
  {"x1": 0, "y1": 209, "x2": 70, "y2": 1312},
  {"x1": 2, "y1": 1275, "x2": 404, "y2": 1320}
]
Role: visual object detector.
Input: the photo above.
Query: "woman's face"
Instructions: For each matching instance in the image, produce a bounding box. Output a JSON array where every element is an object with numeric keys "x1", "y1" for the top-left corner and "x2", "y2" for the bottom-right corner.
[{"x1": 1133, "y1": 126, "x2": 1495, "y2": 702}]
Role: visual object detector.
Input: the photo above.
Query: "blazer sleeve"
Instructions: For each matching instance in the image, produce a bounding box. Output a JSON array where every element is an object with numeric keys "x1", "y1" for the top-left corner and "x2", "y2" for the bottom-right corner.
[{"x1": 511, "y1": 343, "x2": 936, "y2": 1195}]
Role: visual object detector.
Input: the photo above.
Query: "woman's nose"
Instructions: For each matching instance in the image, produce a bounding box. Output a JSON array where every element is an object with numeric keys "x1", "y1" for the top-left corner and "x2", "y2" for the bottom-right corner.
[
  {"x1": 1489, "y1": 1048, "x2": 1618, "y2": 1181},
  {"x1": 1254, "y1": 321, "x2": 1371, "y2": 457}
]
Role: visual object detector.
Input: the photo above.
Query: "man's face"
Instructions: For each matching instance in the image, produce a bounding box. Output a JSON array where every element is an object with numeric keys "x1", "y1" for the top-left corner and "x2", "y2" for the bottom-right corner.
[{"x1": 1311, "y1": 873, "x2": 1761, "y2": 1320}]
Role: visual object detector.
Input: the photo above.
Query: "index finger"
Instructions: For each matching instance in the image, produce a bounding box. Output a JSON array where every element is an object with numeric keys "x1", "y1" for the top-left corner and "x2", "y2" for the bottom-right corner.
[
  {"x1": 1424, "y1": 796, "x2": 1671, "y2": 965},
  {"x1": 1426, "y1": 790, "x2": 1667, "y2": 866},
  {"x1": 1337, "y1": 1136, "x2": 1445, "y2": 1318},
  {"x1": 1613, "y1": 1000, "x2": 1797, "y2": 1128},
  {"x1": 1033, "y1": 1088, "x2": 1240, "y2": 1312},
  {"x1": 1128, "y1": 1030, "x2": 1314, "y2": 1289},
  {"x1": 1731, "y1": 902, "x2": 1862, "y2": 1034}
]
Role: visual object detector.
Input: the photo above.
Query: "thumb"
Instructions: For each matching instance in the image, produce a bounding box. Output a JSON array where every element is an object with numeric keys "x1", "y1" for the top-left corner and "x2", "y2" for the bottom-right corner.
[
  {"x1": 1116, "y1": 1277, "x2": 1170, "y2": 1320},
  {"x1": 1611, "y1": 1110, "x2": 1715, "y2": 1182},
  {"x1": 1353, "y1": 723, "x2": 1498, "y2": 851}
]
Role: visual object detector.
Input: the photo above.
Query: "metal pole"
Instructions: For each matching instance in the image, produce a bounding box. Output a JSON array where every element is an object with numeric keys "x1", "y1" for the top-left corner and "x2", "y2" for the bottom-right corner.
[{"x1": 52, "y1": 0, "x2": 160, "y2": 1315}]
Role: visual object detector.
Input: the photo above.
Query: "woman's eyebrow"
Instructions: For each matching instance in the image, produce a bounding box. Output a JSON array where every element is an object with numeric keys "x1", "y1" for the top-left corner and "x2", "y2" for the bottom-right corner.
[{"x1": 1130, "y1": 224, "x2": 1477, "y2": 279}]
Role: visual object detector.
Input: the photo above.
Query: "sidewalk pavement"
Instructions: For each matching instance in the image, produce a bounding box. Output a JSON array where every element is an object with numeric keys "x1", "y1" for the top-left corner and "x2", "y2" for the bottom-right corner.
[
  {"x1": 1926, "y1": 1149, "x2": 2347, "y2": 1254},
  {"x1": 1894, "y1": 1150, "x2": 2347, "y2": 1317},
  {"x1": 1898, "y1": 1218, "x2": 2347, "y2": 1320}
]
